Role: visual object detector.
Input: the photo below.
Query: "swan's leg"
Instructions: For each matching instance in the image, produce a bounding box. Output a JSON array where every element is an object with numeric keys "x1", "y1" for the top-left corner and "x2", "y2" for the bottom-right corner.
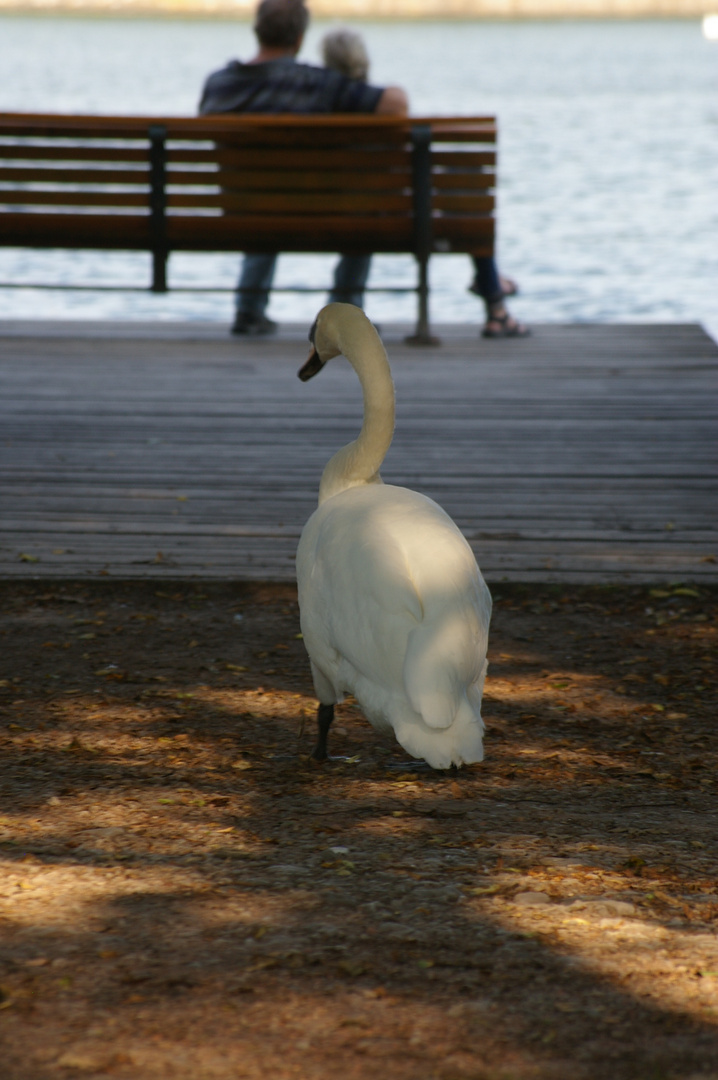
[{"x1": 311, "y1": 703, "x2": 335, "y2": 761}]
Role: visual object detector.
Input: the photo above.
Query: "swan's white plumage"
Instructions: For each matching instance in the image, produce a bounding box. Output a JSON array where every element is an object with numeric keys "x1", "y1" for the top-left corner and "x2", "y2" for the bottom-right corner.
[{"x1": 296, "y1": 304, "x2": 491, "y2": 770}]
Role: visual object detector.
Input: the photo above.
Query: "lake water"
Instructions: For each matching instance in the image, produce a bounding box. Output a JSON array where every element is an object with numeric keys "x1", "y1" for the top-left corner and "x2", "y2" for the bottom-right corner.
[{"x1": 0, "y1": 14, "x2": 716, "y2": 327}]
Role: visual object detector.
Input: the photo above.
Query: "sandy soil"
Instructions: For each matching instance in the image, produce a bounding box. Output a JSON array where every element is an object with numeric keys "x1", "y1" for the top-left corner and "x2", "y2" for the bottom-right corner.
[{"x1": 0, "y1": 579, "x2": 716, "y2": 1080}]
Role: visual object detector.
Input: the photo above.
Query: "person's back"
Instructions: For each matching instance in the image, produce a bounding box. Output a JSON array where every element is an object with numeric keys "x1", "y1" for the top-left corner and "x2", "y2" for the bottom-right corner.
[{"x1": 199, "y1": 57, "x2": 380, "y2": 116}]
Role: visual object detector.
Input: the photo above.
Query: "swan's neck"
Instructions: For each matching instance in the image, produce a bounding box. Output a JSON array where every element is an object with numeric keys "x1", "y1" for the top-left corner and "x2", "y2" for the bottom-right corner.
[{"x1": 318, "y1": 321, "x2": 395, "y2": 505}]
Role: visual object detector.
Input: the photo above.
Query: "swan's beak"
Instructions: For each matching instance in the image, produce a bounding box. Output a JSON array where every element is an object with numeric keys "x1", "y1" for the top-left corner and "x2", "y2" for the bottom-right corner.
[{"x1": 298, "y1": 345, "x2": 325, "y2": 382}]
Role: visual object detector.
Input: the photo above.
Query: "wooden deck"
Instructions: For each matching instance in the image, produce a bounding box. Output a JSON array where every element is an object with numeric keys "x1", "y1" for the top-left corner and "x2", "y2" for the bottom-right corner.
[{"x1": 1, "y1": 320, "x2": 716, "y2": 583}]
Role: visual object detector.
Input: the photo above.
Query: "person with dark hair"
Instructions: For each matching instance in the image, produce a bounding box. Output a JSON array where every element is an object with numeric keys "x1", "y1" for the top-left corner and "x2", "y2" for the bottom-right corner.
[{"x1": 199, "y1": 0, "x2": 407, "y2": 336}]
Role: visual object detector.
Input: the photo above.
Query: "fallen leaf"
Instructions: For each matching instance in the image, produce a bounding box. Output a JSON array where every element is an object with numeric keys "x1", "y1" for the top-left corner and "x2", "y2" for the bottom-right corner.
[{"x1": 338, "y1": 960, "x2": 365, "y2": 977}]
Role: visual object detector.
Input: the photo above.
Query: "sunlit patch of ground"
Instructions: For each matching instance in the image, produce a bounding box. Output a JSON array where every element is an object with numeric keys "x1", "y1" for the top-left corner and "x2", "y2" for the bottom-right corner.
[{"x1": 0, "y1": 581, "x2": 716, "y2": 1079}]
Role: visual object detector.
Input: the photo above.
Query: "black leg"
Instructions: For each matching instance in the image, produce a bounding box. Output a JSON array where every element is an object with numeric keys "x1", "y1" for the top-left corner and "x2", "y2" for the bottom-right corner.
[{"x1": 311, "y1": 703, "x2": 334, "y2": 761}]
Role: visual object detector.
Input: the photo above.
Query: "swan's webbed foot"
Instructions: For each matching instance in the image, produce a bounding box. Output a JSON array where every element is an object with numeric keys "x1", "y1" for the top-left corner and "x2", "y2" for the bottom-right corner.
[{"x1": 311, "y1": 703, "x2": 335, "y2": 761}]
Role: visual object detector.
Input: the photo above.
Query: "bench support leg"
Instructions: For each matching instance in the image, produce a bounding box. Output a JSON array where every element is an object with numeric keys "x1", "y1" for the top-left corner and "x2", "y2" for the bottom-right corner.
[
  {"x1": 148, "y1": 124, "x2": 168, "y2": 294},
  {"x1": 405, "y1": 255, "x2": 440, "y2": 347},
  {"x1": 151, "y1": 250, "x2": 168, "y2": 293}
]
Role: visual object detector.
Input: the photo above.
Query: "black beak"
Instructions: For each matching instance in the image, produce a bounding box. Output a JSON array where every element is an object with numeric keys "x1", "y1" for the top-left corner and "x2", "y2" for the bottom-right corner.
[{"x1": 298, "y1": 345, "x2": 325, "y2": 381}]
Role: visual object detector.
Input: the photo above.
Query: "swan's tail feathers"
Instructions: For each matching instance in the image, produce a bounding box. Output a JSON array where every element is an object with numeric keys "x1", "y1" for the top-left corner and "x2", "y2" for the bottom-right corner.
[
  {"x1": 403, "y1": 618, "x2": 488, "y2": 730},
  {"x1": 396, "y1": 659, "x2": 487, "y2": 770},
  {"x1": 394, "y1": 692, "x2": 485, "y2": 770}
]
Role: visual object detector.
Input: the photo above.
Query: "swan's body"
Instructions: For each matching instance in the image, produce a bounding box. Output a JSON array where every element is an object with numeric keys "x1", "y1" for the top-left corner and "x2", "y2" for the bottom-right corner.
[{"x1": 296, "y1": 304, "x2": 491, "y2": 770}]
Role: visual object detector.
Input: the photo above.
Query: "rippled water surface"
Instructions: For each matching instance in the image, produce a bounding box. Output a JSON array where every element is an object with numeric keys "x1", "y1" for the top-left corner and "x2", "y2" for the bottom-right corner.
[{"x1": 0, "y1": 15, "x2": 716, "y2": 325}]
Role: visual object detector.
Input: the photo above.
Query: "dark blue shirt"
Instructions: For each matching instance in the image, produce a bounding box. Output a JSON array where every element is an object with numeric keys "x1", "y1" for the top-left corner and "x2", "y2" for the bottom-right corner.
[{"x1": 199, "y1": 57, "x2": 384, "y2": 116}]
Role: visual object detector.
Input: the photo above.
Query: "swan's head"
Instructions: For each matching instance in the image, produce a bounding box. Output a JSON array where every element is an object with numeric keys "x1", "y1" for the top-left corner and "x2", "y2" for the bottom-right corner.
[{"x1": 298, "y1": 303, "x2": 378, "y2": 382}]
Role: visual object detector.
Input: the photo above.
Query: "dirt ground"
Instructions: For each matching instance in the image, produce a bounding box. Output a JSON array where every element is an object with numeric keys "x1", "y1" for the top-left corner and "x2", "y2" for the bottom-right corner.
[{"x1": 0, "y1": 578, "x2": 716, "y2": 1080}]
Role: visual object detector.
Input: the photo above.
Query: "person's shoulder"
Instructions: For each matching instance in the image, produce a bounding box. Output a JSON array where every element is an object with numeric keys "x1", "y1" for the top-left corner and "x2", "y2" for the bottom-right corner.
[
  {"x1": 206, "y1": 59, "x2": 243, "y2": 80},
  {"x1": 199, "y1": 60, "x2": 256, "y2": 114},
  {"x1": 201, "y1": 59, "x2": 245, "y2": 94},
  {"x1": 289, "y1": 62, "x2": 385, "y2": 113},
  {"x1": 278, "y1": 60, "x2": 340, "y2": 82}
]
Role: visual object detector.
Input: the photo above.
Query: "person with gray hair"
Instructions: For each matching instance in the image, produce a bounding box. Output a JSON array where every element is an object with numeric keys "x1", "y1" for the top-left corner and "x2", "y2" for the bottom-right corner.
[
  {"x1": 321, "y1": 28, "x2": 369, "y2": 82},
  {"x1": 320, "y1": 26, "x2": 526, "y2": 337}
]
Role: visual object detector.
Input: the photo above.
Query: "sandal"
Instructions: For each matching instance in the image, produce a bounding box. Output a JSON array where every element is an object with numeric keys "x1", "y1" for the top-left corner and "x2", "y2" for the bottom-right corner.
[{"x1": 482, "y1": 312, "x2": 530, "y2": 339}]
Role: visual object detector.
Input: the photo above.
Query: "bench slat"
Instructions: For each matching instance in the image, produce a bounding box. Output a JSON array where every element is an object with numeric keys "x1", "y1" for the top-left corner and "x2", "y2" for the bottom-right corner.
[
  {"x1": 0, "y1": 165, "x2": 150, "y2": 184},
  {"x1": 167, "y1": 148, "x2": 412, "y2": 170},
  {"x1": 211, "y1": 169, "x2": 410, "y2": 192},
  {"x1": 432, "y1": 173, "x2": 494, "y2": 191},
  {"x1": 433, "y1": 194, "x2": 495, "y2": 213},
  {"x1": 433, "y1": 151, "x2": 496, "y2": 168},
  {"x1": 0, "y1": 190, "x2": 151, "y2": 208},
  {"x1": 178, "y1": 191, "x2": 413, "y2": 213},
  {"x1": 0, "y1": 144, "x2": 150, "y2": 164},
  {"x1": 0, "y1": 169, "x2": 492, "y2": 196},
  {"x1": 0, "y1": 212, "x2": 152, "y2": 246}
]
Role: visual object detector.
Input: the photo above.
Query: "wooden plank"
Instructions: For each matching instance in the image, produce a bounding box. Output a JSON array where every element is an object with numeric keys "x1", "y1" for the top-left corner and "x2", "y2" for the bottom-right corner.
[
  {"x1": 433, "y1": 173, "x2": 494, "y2": 190},
  {"x1": 203, "y1": 191, "x2": 412, "y2": 214},
  {"x1": 432, "y1": 151, "x2": 496, "y2": 168},
  {"x1": 433, "y1": 194, "x2": 494, "y2": 213},
  {"x1": 0, "y1": 166, "x2": 150, "y2": 184},
  {"x1": 178, "y1": 149, "x2": 412, "y2": 170},
  {"x1": 0, "y1": 213, "x2": 151, "y2": 248},
  {"x1": 0, "y1": 145, "x2": 149, "y2": 163},
  {"x1": 0, "y1": 190, "x2": 150, "y2": 207},
  {"x1": 0, "y1": 322, "x2": 715, "y2": 583},
  {"x1": 208, "y1": 169, "x2": 410, "y2": 192},
  {"x1": 164, "y1": 216, "x2": 415, "y2": 252},
  {"x1": 0, "y1": 112, "x2": 495, "y2": 141}
]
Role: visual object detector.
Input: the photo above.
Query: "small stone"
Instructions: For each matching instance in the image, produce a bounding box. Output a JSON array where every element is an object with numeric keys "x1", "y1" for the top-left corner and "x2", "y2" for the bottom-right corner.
[
  {"x1": 513, "y1": 891, "x2": 551, "y2": 906},
  {"x1": 587, "y1": 899, "x2": 636, "y2": 917},
  {"x1": 56, "y1": 1051, "x2": 109, "y2": 1070}
]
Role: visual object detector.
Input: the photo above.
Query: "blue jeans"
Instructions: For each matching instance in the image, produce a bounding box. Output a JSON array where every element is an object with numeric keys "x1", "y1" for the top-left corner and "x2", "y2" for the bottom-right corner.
[
  {"x1": 236, "y1": 252, "x2": 502, "y2": 315},
  {"x1": 236, "y1": 252, "x2": 372, "y2": 317},
  {"x1": 470, "y1": 256, "x2": 503, "y2": 304}
]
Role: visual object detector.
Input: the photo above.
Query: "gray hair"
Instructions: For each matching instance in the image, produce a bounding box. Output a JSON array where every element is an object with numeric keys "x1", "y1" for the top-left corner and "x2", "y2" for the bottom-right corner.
[{"x1": 321, "y1": 28, "x2": 370, "y2": 81}]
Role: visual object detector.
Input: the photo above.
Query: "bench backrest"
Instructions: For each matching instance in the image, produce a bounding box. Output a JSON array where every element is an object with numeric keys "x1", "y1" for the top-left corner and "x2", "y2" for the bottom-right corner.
[{"x1": 0, "y1": 113, "x2": 496, "y2": 264}]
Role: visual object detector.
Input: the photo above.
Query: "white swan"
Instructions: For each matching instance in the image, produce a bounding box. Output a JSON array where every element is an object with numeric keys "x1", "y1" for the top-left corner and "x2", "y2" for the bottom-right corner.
[{"x1": 296, "y1": 303, "x2": 492, "y2": 770}]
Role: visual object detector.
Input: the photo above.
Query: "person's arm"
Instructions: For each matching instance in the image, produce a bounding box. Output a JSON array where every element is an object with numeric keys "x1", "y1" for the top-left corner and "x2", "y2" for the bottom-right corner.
[{"x1": 375, "y1": 85, "x2": 409, "y2": 116}]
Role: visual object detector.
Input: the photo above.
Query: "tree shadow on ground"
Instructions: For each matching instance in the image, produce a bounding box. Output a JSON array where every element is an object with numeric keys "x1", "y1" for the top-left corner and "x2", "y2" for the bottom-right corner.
[{"x1": 0, "y1": 580, "x2": 716, "y2": 1079}]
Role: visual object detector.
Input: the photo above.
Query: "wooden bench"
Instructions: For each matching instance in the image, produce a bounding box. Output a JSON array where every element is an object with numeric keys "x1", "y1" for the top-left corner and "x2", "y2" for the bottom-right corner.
[{"x1": 0, "y1": 112, "x2": 496, "y2": 342}]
